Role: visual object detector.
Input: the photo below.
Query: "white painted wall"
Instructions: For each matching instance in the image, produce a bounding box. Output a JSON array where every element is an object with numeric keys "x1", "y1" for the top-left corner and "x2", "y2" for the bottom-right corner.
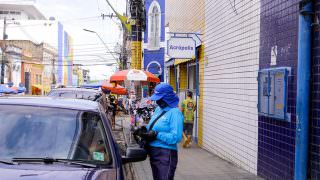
[{"x1": 203, "y1": 0, "x2": 260, "y2": 174}]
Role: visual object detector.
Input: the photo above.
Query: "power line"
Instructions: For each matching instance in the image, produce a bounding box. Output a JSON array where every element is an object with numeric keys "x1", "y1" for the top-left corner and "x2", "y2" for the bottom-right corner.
[
  {"x1": 48, "y1": 42, "x2": 120, "y2": 47},
  {"x1": 4, "y1": 15, "x2": 123, "y2": 29}
]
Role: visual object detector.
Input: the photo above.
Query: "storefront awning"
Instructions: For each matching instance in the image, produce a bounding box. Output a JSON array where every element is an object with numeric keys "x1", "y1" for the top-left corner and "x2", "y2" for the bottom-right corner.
[
  {"x1": 174, "y1": 59, "x2": 192, "y2": 66},
  {"x1": 32, "y1": 84, "x2": 43, "y2": 90},
  {"x1": 166, "y1": 58, "x2": 194, "y2": 67},
  {"x1": 165, "y1": 58, "x2": 175, "y2": 67}
]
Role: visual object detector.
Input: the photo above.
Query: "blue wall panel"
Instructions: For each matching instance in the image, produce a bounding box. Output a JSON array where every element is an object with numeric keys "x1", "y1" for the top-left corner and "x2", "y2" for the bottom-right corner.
[
  {"x1": 309, "y1": 1, "x2": 320, "y2": 179},
  {"x1": 144, "y1": 48, "x2": 165, "y2": 82},
  {"x1": 258, "y1": 1, "x2": 299, "y2": 179},
  {"x1": 57, "y1": 22, "x2": 63, "y2": 84}
]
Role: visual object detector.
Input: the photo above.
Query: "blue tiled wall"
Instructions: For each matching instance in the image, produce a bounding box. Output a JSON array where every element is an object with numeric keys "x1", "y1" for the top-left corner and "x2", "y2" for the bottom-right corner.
[
  {"x1": 309, "y1": 1, "x2": 320, "y2": 179},
  {"x1": 258, "y1": 1, "x2": 299, "y2": 179}
]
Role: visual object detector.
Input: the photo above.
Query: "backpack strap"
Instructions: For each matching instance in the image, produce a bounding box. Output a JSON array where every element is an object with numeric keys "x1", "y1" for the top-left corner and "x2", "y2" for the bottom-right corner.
[{"x1": 149, "y1": 111, "x2": 167, "y2": 131}]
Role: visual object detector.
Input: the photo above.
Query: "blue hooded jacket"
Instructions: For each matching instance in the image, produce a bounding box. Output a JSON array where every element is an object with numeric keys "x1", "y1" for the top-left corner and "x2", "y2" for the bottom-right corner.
[
  {"x1": 147, "y1": 106, "x2": 183, "y2": 150},
  {"x1": 148, "y1": 83, "x2": 184, "y2": 150}
]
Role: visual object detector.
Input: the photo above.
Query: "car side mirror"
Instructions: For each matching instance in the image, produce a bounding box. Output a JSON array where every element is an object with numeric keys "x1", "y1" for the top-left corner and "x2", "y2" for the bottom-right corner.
[{"x1": 122, "y1": 147, "x2": 147, "y2": 164}]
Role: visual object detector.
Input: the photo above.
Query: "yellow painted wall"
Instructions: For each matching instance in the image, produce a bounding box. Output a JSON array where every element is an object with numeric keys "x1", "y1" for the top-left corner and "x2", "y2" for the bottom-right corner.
[
  {"x1": 179, "y1": 63, "x2": 187, "y2": 90},
  {"x1": 169, "y1": 66, "x2": 176, "y2": 91},
  {"x1": 198, "y1": 44, "x2": 205, "y2": 147},
  {"x1": 166, "y1": 0, "x2": 205, "y2": 33},
  {"x1": 131, "y1": 41, "x2": 142, "y2": 69}
]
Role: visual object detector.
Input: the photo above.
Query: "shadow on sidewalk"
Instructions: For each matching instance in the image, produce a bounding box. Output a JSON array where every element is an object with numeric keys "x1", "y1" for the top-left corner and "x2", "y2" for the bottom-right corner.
[
  {"x1": 133, "y1": 143, "x2": 262, "y2": 180},
  {"x1": 116, "y1": 114, "x2": 262, "y2": 180}
]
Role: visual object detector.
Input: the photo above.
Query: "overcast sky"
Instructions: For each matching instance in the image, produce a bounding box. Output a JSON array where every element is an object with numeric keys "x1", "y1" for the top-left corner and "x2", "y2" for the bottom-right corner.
[{"x1": 36, "y1": 0, "x2": 126, "y2": 80}]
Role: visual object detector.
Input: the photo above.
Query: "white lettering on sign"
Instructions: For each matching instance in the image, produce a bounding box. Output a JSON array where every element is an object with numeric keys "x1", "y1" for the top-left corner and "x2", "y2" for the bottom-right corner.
[{"x1": 167, "y1": 38, "x2": 196, "y2": 59}]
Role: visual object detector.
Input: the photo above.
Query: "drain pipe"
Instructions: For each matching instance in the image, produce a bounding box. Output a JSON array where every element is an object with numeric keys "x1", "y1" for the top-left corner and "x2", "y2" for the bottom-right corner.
[{"x1": 295, "y1": 1, "x2": 313, "y2": 180}]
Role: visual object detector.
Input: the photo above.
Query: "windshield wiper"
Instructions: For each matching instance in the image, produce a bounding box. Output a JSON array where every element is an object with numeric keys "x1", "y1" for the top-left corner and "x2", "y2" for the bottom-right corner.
[
  {"x1": 56, "y1": 159, "x2": 98, "y2": 168},
  {"x1": 0, "y1": 160, "x2": 15, "y2": 165},
  {"x1": 12, "y1": 158, "x2": 97, "y2": 168}
]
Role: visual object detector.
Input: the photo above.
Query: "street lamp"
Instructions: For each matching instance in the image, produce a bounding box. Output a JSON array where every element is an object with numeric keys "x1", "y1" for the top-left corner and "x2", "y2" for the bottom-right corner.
[{"x1": 83, "y1": 28, "x2": 118, "y2": 62}]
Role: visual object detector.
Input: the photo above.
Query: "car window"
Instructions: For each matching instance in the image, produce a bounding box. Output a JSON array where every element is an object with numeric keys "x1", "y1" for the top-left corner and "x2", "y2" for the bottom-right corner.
[
  {"x1": 0, "y1": 105, "x2": 112, "y2": 165},
  {"x1": 48, "y1": 90, "x2": 99, "y2": 101},
  {"x1": 73, "y1": 112, "x2": 112, "y2": 164}
]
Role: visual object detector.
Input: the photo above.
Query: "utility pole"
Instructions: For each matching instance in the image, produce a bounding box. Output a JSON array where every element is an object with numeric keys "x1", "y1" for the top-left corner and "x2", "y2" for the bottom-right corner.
[
  {"x1": 1, "y1": 17, "x2": 7, "y2": 84},
  {"x1": 130, "y1": 0, "x2": 145, "y2": 70},
  {"x1": 120, "y1": 0, "x2": 129, "y2": 70},
  {"x1": 104, "y1": 0, "x2": 133, "y2": 70},
  {"x1": 120, "y1": 25, "x2": 128, "y2": 70}
]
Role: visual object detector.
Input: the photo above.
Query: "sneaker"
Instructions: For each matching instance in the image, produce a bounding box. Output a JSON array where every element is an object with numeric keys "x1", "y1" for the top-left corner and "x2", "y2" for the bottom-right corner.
[
  {"x1": 182, "y1": 139, "x2": 188, "y2": 148},
  {"x1": 184, "y1": 136, "x2": 192, "y2": 148}
]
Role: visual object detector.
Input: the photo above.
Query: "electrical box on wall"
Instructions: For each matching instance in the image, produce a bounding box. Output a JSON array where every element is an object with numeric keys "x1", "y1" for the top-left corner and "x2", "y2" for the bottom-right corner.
[{"x1": 258, "y1": 67, "x2": 291, "y2": 122}]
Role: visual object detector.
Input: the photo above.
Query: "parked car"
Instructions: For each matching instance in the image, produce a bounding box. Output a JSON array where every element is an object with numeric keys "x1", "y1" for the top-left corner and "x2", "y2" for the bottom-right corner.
[
  {"x1": 47, "y1": 87, "x2": 109, "y2": 112},
  {"x1": 47, "y1": 87, "x2": 102, "y2": 101},
  {"x1": 0, "y1": 97, "x2": 147, "y2": 180}
]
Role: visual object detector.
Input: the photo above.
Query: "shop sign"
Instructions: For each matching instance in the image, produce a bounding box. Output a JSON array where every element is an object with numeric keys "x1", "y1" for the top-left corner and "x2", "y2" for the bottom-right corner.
[{"x1": 167, "y1": 37, "x2": 196, "y2": 59}]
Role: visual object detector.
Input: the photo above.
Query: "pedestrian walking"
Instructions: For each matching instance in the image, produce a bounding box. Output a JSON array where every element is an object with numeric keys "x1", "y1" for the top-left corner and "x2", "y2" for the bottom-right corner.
[
  {"x1": 143, "y1": 83, "x2": 183, "y2": 180},
  {"x1": 181, "y1": 91, "x2": 196, "y2": 148},
  {"x1": 108, "y1": 94, "x2": 117, "y2": 129}
]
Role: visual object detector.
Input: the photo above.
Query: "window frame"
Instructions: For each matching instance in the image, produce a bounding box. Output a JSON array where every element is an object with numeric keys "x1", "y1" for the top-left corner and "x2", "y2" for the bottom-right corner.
[{"x1": 148, "y1": 1, "x2": 161, "y2": 50}]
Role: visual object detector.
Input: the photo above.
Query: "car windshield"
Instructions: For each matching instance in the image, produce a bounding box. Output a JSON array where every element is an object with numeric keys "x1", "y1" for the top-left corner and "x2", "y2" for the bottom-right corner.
[
  {"x1": 0, "y1": 105, "x2": 112, "y2": 165},
  {"x1": 47, "y1": 90, "x2": 99, "y2": 101}
]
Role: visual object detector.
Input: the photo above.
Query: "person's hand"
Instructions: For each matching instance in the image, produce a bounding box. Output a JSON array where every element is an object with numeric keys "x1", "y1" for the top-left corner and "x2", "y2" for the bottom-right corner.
[{"x1": 141, "y1": 130, "x2": 158, "y2": 142}]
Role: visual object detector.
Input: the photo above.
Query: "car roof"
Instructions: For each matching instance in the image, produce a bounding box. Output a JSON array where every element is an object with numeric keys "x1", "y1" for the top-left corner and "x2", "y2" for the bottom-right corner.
[
  {"x1": 0, "y1": 96, "x2": 100, "y2": 111},
  {"x1": 50, "y1": 88, "x2": 100, "y2": 92}
]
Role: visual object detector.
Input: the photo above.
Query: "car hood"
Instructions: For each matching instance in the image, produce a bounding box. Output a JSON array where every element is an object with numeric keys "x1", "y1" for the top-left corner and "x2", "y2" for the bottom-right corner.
[{"x1": 0, "y1": 165, "x2": 117, "y2": 180}]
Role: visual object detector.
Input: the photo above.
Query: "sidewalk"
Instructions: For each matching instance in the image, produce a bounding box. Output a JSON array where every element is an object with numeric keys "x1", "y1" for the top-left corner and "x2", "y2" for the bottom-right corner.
[
  {"x1": 132, "y1": 144, "x2": 261, "y2": 180},
  {"x1": 116, "y1": 114, "x2": 262, "y2": 180}
]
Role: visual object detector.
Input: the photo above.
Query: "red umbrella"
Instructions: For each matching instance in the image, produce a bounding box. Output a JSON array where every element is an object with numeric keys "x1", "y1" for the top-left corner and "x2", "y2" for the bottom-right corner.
[
  {"x1": 110, "y1": 69, "x2": 160, "y2": 83},
  {"x1": 101, "y1": 80, "x2": 127, "y2": 95}
]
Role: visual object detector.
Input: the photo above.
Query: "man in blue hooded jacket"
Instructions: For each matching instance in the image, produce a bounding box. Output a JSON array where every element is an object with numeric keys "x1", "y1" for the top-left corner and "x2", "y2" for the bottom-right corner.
[{"x1": 140, "y1": 83, "x2": 183, "y2": 180}]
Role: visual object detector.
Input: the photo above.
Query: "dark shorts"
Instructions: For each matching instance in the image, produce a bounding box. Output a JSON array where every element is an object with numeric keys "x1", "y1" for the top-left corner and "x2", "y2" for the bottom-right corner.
[
  {"x1": 149, "y1": 147, "x2": 178, "y2": 180},
  {"x1": 183, "y1": 122, "x2": 194, "y2": 136}
]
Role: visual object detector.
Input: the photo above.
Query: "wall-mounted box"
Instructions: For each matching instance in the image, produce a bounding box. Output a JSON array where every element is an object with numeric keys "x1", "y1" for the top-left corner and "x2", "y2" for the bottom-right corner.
[{"x1": 258, "y1": 67, "x2": 291, "y2": 121}]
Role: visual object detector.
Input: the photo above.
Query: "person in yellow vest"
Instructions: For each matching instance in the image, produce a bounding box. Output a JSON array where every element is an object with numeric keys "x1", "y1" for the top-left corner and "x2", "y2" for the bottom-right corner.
[{"x1": 181, "y1": 91, "x2": 196, "y2": 148}]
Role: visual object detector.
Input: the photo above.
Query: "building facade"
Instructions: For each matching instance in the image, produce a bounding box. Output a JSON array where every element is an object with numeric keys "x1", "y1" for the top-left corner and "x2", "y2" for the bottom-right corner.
[
  {"x1": 0, "y1": 2, "x2": 73, "y2": 87},
  {"x1": 1, "y1": 40, "x2": 44, "y2": 94},
  {"x1": 143, "y1": 0, "x2": 165, "y2": 82},
  {"x1": 165, "y1": 0, "x2": 205, "y2": 144},
  {"x1": 204, "y1": 0, "x2": 260, "y2": 175},
  {"x1": 203, "y1": 0, "x2": 320, "y2": 179},
  {"x1": 165, "y1": 0, "x2": 205, "y2": 93},
  {"x1": 0, "y1": 2, "x2": 46, "y2": 20},
  {"x1": 41, "y1": 43, "x2": 57, "y2": 94}
]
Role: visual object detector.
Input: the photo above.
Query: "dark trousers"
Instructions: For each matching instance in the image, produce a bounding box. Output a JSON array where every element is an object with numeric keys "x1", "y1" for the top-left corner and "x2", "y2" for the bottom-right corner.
[
  {"x1": 183, "y1": 122, "x2": 193, "y2": 136},
  {"x1": 149, "y1": 147, "x2": 178, "y2": 180}
]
